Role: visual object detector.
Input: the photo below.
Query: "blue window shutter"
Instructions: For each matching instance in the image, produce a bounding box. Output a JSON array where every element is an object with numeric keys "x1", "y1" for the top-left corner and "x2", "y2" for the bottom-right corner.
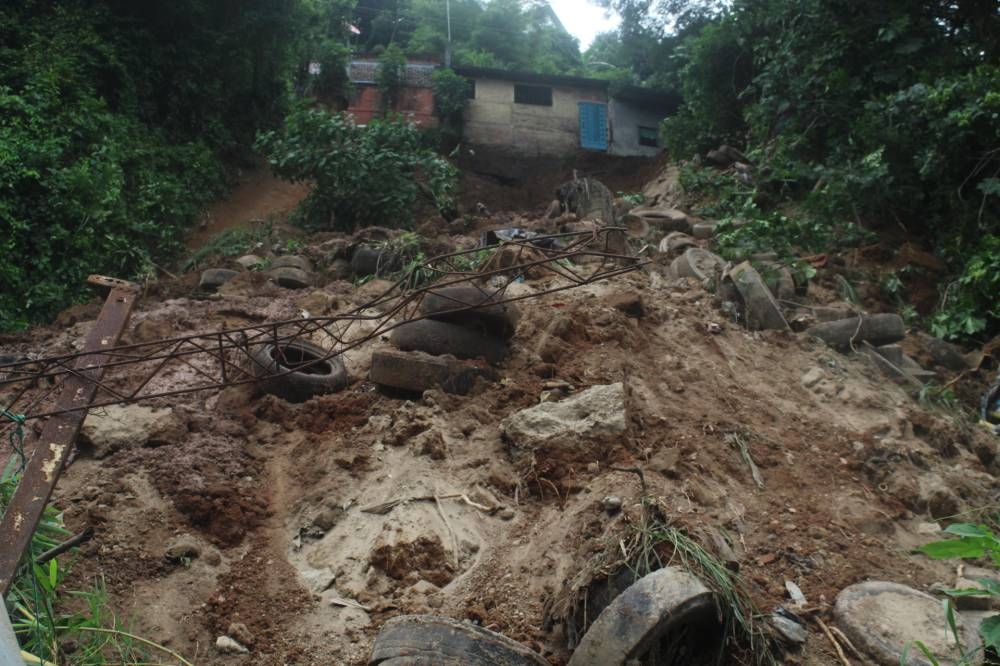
[{"x1": 579, "y1": 102, "x2": 607, "y2": 151}]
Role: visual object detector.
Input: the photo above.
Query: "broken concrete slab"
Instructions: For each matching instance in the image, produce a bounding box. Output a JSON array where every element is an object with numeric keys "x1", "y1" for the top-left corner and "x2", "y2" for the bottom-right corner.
[
  {"x1": 369, "y1": 349, "x2": 493, "y2": 396},
  {"x1": 500, "y1": 383, "x2": 627, "y2": 449}
]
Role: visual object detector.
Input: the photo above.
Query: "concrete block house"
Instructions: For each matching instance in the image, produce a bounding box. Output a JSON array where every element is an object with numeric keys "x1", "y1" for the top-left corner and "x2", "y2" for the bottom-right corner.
[
  {"x1": 343, "y1": 58, "x2": 677, "y2": 157},
  {"x1": 454, "y1": 66, "x2": 679, "y2": 158}
]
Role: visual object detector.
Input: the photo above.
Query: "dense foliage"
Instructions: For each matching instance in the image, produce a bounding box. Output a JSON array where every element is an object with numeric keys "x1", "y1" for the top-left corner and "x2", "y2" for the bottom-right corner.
[
  {"x1": 354, "y1": 0, "x2": 583, "y2": 74},
  {"x1": 599, "y1": 0, "x2": 1000, "y2": 342},
  {"x1": 0, "y1": 0, "x2": 349, "y2": 329},
  {"x1": 256, "y1": 107, "x2": 457, "y2": 230}
]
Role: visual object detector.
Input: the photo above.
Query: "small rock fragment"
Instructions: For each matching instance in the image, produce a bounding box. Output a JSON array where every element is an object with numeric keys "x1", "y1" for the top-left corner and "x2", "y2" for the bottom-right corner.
[
  {"x1": 215, "y1": 636, "x2": 249, "y2": 654},
  {"x1": 771, "y1": 614, "x2": 807, "y2": 645},
  {"x1": 601, "y1": 496, "x2": 623, "y2": 514}
]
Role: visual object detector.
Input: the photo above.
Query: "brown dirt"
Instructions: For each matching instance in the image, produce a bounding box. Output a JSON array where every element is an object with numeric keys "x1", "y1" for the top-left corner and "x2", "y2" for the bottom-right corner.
[
  {"x1": 186, "y1": 161, "x2": 310, "y2": 251},
  {"x1": 9, "y1": 158, "x2": 1000, "y2": 666}
]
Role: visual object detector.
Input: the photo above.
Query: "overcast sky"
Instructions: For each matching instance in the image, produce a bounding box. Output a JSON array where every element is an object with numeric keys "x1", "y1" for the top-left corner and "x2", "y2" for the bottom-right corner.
[{"x1": 548, "y1": 0, "x2": 619, "y2": 49}]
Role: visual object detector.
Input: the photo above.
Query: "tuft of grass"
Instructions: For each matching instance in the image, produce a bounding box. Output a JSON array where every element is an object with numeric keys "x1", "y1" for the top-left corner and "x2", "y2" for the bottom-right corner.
[
  {"x1": 182, "y1": 218, "x2": 274, "y2": 272},
  {"x1": 588, "y1": 497, "x2": 778, "y2": 666}
]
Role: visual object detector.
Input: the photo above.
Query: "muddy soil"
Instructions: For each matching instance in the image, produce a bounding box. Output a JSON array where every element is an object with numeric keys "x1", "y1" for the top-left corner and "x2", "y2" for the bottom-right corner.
[{"x1": 7, "y1": 160, "x2": 1000, "y2": 666}]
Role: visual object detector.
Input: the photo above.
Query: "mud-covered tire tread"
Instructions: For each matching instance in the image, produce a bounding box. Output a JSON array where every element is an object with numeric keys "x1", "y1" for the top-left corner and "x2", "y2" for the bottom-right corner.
[
  {"x1": 566, "y1": 567, "x2": 722, "y2": 666},
  {"x1": 420, "y1": 286, "x2": 519, "y2": 339},
  {"x1": 249, "y1": 339, "x2": 348, "y2": 402},
  {"x1": 369, "y1": 615, "x2": 548, "y2": 666},
  {"x1": 199, "y1": 268, "x2": 239, "y2": 291},
  {"x1": 390, "y1": 319, "x2": 506, "y2": 364}
]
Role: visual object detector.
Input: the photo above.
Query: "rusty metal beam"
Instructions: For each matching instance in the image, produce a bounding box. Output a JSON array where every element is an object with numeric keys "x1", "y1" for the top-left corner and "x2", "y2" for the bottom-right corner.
[{"x1": 0, "y1": 276, "x2": 139, "y2": 596}]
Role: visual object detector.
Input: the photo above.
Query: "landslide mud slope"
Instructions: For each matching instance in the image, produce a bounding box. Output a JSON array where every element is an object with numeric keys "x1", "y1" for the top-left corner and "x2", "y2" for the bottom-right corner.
[{"x1": 4, "y1": 166, "x2": 997, "y2": 666}]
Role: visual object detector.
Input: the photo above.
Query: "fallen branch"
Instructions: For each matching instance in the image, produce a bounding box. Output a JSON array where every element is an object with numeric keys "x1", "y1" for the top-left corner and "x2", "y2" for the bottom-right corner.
[
  {"x1": 815, "y1": 616, "x2": 851, "y2": 666},
  {"x1": 36, "y1": 526, "x2": 94, "y2": 565},
  {"x1": 361, "y1": 493, "x2": 492, "y2": 515}
]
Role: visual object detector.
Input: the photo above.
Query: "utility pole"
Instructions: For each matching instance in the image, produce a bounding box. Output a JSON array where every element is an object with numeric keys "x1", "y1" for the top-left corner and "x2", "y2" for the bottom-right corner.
[{"x1": 445, "y1": 0, "x2": 452, "y2": 67}]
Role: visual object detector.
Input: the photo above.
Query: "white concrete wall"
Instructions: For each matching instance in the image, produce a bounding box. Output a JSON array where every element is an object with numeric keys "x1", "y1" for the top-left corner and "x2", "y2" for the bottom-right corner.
[
  {"x1": 463, "y1": 78, "x2": 606, "y2": 157},
  {"x1": 608, "y1": 98, "x2": 668, "y2": 157}
]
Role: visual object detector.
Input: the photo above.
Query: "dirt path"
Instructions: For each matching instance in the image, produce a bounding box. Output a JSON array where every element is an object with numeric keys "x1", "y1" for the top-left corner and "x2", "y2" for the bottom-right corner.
[{"x1": 186, "y1": 164, "x2": 310, "y2": 251}]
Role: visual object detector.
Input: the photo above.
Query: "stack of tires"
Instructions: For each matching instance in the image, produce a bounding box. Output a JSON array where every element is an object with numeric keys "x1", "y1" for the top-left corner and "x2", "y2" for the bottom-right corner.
[
  {"x1": 391, "y1": 286, "x2": 518, "y2": 363},
  {"x1": 370, "y1": 286, "x2": 518, "y2": 396}
]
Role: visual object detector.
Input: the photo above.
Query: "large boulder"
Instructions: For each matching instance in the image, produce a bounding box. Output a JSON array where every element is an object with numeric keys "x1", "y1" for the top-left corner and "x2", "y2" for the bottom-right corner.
[
  {"x1": 500, "y1": 383, "x2": 627, "y2": 450},
  {"x1": 79, "y1": 404, "x2": 185, "y2": 458}
]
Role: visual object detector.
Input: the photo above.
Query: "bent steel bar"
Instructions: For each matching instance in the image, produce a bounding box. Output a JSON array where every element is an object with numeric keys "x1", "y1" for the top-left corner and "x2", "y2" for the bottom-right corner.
[
  {"x1": 0, "y1": 276, "x2": 139, "y2": 595},
  {"x1": 0, "y1": 228, "x2": 646, "y2": 424}
]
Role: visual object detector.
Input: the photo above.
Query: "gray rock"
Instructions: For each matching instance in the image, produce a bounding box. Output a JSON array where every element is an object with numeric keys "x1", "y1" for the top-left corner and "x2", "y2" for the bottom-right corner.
[
  {"x1": 79, "y1": 404, "x2": 185, "y2": 458},
  {"x1": 771, "y1": 614, "x2": 807, "y2": 645},
  {"x1": 834, "y1": 581, "x2": 983, "y2": 665},
  {"x1": 500, "y1": 383, "x2": 627, "y2": 450}
]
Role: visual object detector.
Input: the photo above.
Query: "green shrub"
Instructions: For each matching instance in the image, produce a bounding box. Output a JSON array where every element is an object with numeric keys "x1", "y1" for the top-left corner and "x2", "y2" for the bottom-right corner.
[
  {"x1": 256, "y1": 107, "x2": 458, "y2": 231},
  {"x1": 431, "y1": 68, "x2": 471, "y2": 123}
]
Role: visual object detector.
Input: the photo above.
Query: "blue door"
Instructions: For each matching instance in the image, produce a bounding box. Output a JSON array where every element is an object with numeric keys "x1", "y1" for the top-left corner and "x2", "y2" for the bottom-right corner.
[{"x1": 579, "y1": 102, "x2": 608, "y2": 151}]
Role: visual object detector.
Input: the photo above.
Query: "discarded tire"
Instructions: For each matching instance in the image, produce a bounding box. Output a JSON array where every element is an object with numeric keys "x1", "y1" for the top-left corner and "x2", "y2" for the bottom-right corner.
[
  {"x1": 834, "y1": 581, "x2": 983, "y2": 666},
  {"x1": 390, "y1": 319, "x2": 507, "y2": 365},
  {"x1": 670, "y1": 248, "x2": 725, "y2": 282},
  {"x1": 369, "y1": 349, "x2": 492, "y2": 395},
  {"x1": 269, "y1": 266, "x2": 311, "y2": 289},
  {"x1": 420, "y1": 286, "x2": 520, "y2": 339},
  {"x1": 806, "y1": 313, "x2": 905, "y2": 349},
  {"x1": 270, "y1": 255, "x2": 313, "y2": 273},
  {"x1": 369, "y1": 615, "x2": 548, "y2": 666},
  {"x1": 727, "y1": 262, "x2": 790, "y2": 331},
  {"x1": 567, "y1": 567, "x2": 724, "y2": 666},
  {"x1": 250, "y1": 339, "x2": 348, "y2": 402},
  {"x1": 352, "y1": 245, "x2": 395, "y2": 277},
  {"x1": 658, "y1": 232, "x2": 697, "y2": 254},
  {"x1": 199, "y1": 268, "x2": 239, "y2": 291}
]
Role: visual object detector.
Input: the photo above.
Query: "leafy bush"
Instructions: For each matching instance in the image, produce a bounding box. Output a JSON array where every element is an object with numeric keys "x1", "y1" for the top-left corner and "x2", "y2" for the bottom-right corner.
[
  {"x1": 432, "y1": 68, "x2": 471, "y2": 123},
  {"x1": 931, "y1": 235, "x2": 1000, "y2": 340},
  {"x1": 915, "y1": 522, "x2": 1000, "y2": 660},
  {"x1": 256, "y1": 107, "x2": 458, "y2": 231},
  {"x1": 0, "y1": 0, "x2": 335, "y2": 329}
]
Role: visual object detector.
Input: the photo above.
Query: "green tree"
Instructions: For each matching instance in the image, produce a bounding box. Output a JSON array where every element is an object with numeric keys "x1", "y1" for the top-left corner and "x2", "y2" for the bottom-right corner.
[
  {"x1": 255, "y1": 106, "x2": 458, "y2": 230},
  {"x1": 377, "y1": 42, "x2": 407, "y2": 114}
]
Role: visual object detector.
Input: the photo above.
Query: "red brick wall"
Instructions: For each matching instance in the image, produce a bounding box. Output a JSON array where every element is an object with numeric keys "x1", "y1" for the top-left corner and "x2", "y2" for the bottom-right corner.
[{"x1": 348, "y1": 85, "x2": 439, "y2": 127}]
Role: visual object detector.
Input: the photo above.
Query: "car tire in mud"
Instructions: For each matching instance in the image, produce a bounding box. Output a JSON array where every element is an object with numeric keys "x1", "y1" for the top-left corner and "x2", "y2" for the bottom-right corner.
[
  {"x1": 249, "y1": 339, "x2": 348, "y2": 402},
  {"x1": 269, "y1": 266, "x2": 311, "y2": 289},
  {"x1": 199, "y1": 268, "x2": 240, "y2": 291},
  {"x1": 670, "y1": 247, "x2": 725, "y2": 282},
  {"x1": 390, "y1": 319, "x2": 507, "y2": 364},
  {"x1": 567, "y1": 566, "x2": 724, "y2": 666},
  {"x1": 420, "y1": 286, "x2": 520, "y2": 339},
  {"x1": 369, "y1": 615, "x2": 549, "y2": 666}
]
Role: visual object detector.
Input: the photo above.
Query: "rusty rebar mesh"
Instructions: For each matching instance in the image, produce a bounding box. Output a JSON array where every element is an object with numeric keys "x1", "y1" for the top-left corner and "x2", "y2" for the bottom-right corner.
[{"x1": 0, "y1": 228, "x2": 646, "y2": 427}]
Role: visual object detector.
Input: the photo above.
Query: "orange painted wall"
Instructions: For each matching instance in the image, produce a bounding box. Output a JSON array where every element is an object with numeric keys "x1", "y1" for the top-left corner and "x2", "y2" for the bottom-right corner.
[{"x1": 348, "y1": 85, "x2": 439, "y2": 127}]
